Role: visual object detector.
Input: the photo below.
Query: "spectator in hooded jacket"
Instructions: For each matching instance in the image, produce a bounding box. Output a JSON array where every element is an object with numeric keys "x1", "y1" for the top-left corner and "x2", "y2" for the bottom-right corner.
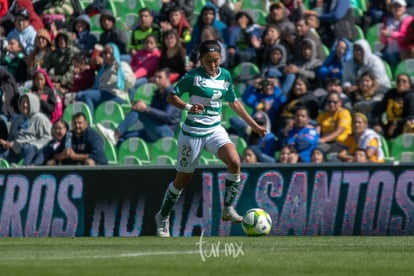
[
  {"x1": 318, "y1": 37, "x2": 353, "y2": 83},
  {"x1": 186, "y1": 4, "x2": 228, "y2": 54},
  {"x1": 342, "y1": 39, "x2": 391, "y2": 96},
  {"x1": 0, "y1": 93, "x2": 52, "y2": 166},
  {"x1": 43, "y1": 30, "x2": 79, "y2": 91},
  {"x1": 98, "y1": 9, "x2": 129, "y2": 56},
  {"x1": 72, "y1": 14, "x2": 98, "y2": 58},
  {"x1": 1, "y1": 0, "x2": 44, "y2": 34},
  {"x1": 6, "y1": 8, "x2": 36, "y2": 55},
  {"x1": 75, "y1": 43, "x2": 128, "y2": 115},
  {"x1": 0, "y1": 67, "x2": 19, "y2": 122}
]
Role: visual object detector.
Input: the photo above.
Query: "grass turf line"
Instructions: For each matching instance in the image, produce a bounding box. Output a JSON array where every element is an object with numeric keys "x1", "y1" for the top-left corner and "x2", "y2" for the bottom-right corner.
[{"x1": 0, "y1": 237, "x2": 413, "y2": 275}]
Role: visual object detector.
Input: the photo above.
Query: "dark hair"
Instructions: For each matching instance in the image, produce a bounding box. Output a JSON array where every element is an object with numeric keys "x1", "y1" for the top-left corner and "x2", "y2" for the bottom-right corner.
[
  {"x1": 72, "y1": 112, "x2": 87, "y2": 122},
  {"x1": 156, "y1": 67, "x2": 171, "y2": 78},
  {"x1": 53, "y1": 118, "x2": 69, "y2": 131},
  {"x1": 199, "y1": 40, "x2": 221, "y2": 55},
  {"x1": 72, "y1": 52, "x2": 88, "y2": 64}
]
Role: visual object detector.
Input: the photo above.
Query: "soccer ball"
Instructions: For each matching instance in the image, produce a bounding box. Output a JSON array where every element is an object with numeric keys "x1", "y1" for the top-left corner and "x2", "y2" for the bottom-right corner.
[{"x1": 241, "y1": 208, "x2": 272, "y2": 236}]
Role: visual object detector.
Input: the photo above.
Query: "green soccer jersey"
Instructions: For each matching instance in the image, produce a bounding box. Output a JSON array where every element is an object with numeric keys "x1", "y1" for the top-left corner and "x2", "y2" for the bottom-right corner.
[{"x1": 174, "y1": 66, "x2": 237, "y2": 137}]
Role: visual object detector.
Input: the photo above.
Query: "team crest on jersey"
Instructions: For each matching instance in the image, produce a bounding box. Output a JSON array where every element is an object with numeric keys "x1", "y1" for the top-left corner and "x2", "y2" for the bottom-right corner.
[
  {"x1": 180, "y1": 157, "x2": 188, "y2": 167},
  {"x1": 212, "y1": 89, "x2": 222, "y2": 100}
]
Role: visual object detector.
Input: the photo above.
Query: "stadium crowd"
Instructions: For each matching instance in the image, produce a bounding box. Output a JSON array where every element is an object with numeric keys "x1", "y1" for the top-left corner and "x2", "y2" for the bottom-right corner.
[{"x1": 0, "y1": 0, "x2": 413, "y2": 166}]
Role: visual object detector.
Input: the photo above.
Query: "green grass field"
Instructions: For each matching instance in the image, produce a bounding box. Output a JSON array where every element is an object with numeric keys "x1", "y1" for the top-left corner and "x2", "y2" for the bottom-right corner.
[{"x1": 0, "y1": 236, "x2": 413, "y2": 275}]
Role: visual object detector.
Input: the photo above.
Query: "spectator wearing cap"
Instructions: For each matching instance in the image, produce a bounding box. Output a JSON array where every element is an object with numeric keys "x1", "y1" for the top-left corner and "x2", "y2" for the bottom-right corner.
[
  {"x1": 98, "y1": 9, "x2": 129, "y2": 56},
  {"x1": 227, "y1": 10, "x2": 262, "y2": 68},
  {"x1": 6, "y1": 8, "x2": 37, "y2": 55},
  {"x1": 380, "y1": 0, "x2": 413, "y2": 69}
]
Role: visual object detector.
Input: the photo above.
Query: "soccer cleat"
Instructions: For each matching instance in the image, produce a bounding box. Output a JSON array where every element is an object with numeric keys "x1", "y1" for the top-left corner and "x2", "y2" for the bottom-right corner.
[
  {"x1": 155, "y1": 211, "x2": 171, "y2": 237},
  {"x1": 221, "y1": 206, "x2": 243, "y2": 223},
  {"x1": 96, "y1": 123, "x2": 117, "y2": 146}
]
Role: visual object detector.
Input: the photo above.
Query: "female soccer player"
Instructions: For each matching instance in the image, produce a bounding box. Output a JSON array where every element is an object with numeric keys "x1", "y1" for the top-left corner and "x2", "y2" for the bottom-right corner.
[{"x1": 155, "y1": 40, "x2": 267, "y2": 237}]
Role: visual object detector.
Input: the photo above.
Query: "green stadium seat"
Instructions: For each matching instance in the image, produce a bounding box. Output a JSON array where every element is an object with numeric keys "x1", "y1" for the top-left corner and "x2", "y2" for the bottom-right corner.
[
  {"x1": 118, "y1": 137, "x2": 151, "y2": 164},
  {"x1": 394, "y1": 59, "x2": 414, "y2": 82},
  {"x1": 354, "y1": 25, "x2": 365, "y2": 41},
  {"x1": 249, "y1": 9, "x2": 267, "y2": 26},
  {"x1": 63, "y1": 102, "x2": 94, "y2": 127},
  {"x1": 241, "y1": 0, "x2": 267, "y2": 10},
  {"x1": 151, "y1": 155, "x2": 176, "y2": 165},
  {"x1": 133, "y1": 82, "x2": 157, "y2": 104},
  {"x1": 120, "y1": 155, "x2": 143, "y2": 165},
  {"x1": 103, "y1": 139, "x2": 118, "y2": 165},
  {"x1": 231, "y1": 62, "x2": 260, "y2": 83},
  {"x1": 390, "y1": 133, "x2": 414, "y2": 162},
  {"x1": 367, "y1": 23, "x2": 384, "y2": 52},
  {"x1": 229, "y1": 134, "x2": 248, "y2": 156},
  {"x1": 0, "y1": 158, "x2": 9, "y2": 168},
  {"x1": 148, "y1": 137, "x2": 178, "y2": 160},
  {"x1": 94, "y1": 101, "x2": 125, "y2": 125}
]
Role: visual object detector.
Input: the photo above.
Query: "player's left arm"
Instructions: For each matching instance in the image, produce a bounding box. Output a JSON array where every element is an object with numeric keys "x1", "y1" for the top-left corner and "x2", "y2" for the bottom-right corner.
[{"x1": 229, "y1": 100, "x2": 267, "y2": 137}]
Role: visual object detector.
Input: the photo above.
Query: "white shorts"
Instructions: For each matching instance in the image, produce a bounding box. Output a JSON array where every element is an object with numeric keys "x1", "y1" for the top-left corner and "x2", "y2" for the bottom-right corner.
[{"x1": 175, "y1": 126, "x2": 232, "y2": 173}]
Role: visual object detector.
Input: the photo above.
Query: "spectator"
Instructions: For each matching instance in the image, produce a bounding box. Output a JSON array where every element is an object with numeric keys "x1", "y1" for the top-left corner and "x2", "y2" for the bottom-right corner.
[
  {"x1": 372, "y1": 73, "x2": 414, "y2": 139},
  {"x1": 43, "y1": 30, "x2": 79, "y2": 91},
  {"x1": 291, "y1": 16, "x2": 325, "y2": 64},
  {"x1": 96, "y1": 68, "x2": 182, "y2": 145},
  {"x1": 0, "y1": 67, "x2": 19, "y2": 122},
  {"x1": 71, "y1": 14, "x2": 98, "y2": 58},
  {"x1": 30, "y1": 68, "x2": 62, "y2": 123},
  {"x1": 230, "y1": 71, "x2": 286, "y2": 137},
  {"x1": 206, "y1": 0, "x2": 235, "y2": 27},
  {"x1": 75, "y1": 43, "x2": 129, "y2": 115},
  {"x1": 352, "y1": 147, "x2": 370, "y2": 163},
  {"x1": 318, "y1": 37, "x2": 353, "y2": 82},
  {"x1": 32, "y1": 118, "x2": 68, "y2": 165},
  {"x1": 63, "y1": 53, "x2": 96, "y2": 106},
  {"x1": 256, "y1": 24, "x2": 283, "y2": 69},
  {"x1": 403, "y1": 17, "x2": 414, "y2": 60},
  {"x1": 242, "y1": 145, "x2": 262, "y2": 164},
  {"x1": 380, "y1": 0, "x2": 413, "y2": 69},
  {"x1": 276, "y1": 74, "x2": 320, "y2": 132},
  {"x1": 0, "y1": 0, "x2": 7, "y2": 18},
  {"x1": 1, "y1": 0, "x2": 44, "y2": 34},
  {"x1": 129, "y1": 8, "x2": 161, "y2": 56},
  {"x1": 285, "y1": 38, "x2": 323, "y2": 89},
  {"x1": 160, "y1": 6, "x2": 192, "y2": 48},
  {"x1": 316, "y1": 91, "x2": 352, "y2": 152},
  {"x1": 277, "y1": 145, "x2": 291, "y2": 163},
  {"x1": 227, "y1": 10, "x2": 262, "y2": 68},
  {"x1": 1, "y1": 37, "x2": 27, "y2": 84},
  {"x1": 159, "y1": 29, "x2": 186, "y2": 83},
  {"x1": 26, "y1": 28, "x2": 52, "y2": 81},
  {"x1": 187, "y1": 4, "x2": 228, "y2": 55},
  {"x1": 338, "y1": 112, "x2": 384, "y2": 163},
  {"x1": 311, "y1": 147, "x2": 326, "y2": 163},
  {"x1": 281, "y1": 0, "x2": 306, "y2": 22},
  {"x1": 349, "y1": 71, "x2": 384, "y2": 124},
  {"x1": 98, "y1": 9, "x2": 129, "y2": 56},
  {"x1": 51, "y1": 112, "x2": 108, "y2": 166},
  {"x1": 158, "y1": 0, "x2": 195, "y2": 23},
  {"x1": 0, "y1": 93, "x2": 52, "y2": 166},
  {"x1": 6, "y1": 8, "x2": 37, "y2": 55},
  {"x1": 317, "y1": 77, "x2": 352, "y2": 111},
  {"x1": 262, "y1": 44, "x2": 296, "y2": 95},
  {"x1": 128, "y1": 34, "x2": 161, "y2": 101},
  {"x1": 317, "y1": 0, "x2": 356, "y2": 47},
  {"x1": 342, "y1": 39, "x2": 391, "y2": 95},
  {"x1": 282, "y1": 106, "x2": 319, "y2": 162},
  {"x1": 265, "y1": 2, "x2": 296, "y2": 50}
]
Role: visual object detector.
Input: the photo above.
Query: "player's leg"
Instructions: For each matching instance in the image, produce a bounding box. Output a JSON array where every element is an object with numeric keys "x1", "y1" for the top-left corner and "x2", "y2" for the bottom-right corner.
[
  {"x1": 217, "y1": 142, "x2": 243, "y2": 223},
  {"x1": 155, "y1": 133, "x2": 203, "y2": 237},
  {"x1": 206, "y1": 126, "x2": 242, "y2": 223}
]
